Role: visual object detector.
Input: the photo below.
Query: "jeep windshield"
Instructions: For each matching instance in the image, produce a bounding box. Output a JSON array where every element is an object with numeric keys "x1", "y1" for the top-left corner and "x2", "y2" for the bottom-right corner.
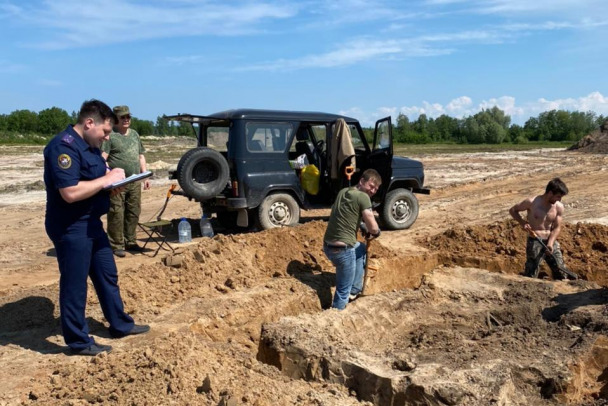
[{"x1": 163, "y1": 114, "x2": 230, "y2": 152}]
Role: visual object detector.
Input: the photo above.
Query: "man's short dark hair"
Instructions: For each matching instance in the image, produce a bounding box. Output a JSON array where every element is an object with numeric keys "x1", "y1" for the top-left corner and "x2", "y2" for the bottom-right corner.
[
  {"x1": 77, "y1": 99, "x2": 117, "y2": 125},
  {"x1": 546, "y1": 178, "x2": 568, "y2": 196},
  {"x1": 361, "y1": 168, "x2": 382, "y2": 185}
]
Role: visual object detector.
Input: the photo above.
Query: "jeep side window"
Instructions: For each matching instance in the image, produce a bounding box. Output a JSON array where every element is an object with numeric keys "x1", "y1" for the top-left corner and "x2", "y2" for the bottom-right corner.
[
  {"x1": 373, "y1": 120, "x2": 390, "y2": 150},
  {"x1": 349, "y1": 124, "x2": 365, "y2": 150},
  {"x1": 206, "y1": 126, "x2": 229, "y2": 152},
  {"x1": 246, "y1": 122, "x2": 293, "y2": 153},
  {"x1": 311, "y1": 125, "x2": 326, "y2": 151}
]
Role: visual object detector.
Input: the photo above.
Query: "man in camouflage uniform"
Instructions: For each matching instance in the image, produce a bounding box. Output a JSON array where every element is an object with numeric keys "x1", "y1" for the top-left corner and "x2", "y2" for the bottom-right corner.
[{"x1": 102, "y1": 105, "x2": 150, "y2": 257}]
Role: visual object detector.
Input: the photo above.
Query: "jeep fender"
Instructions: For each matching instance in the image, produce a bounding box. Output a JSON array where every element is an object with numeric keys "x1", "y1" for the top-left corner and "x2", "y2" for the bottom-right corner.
[{"x1": 249, "y1": 185, "x2": 305, "y2": 209}]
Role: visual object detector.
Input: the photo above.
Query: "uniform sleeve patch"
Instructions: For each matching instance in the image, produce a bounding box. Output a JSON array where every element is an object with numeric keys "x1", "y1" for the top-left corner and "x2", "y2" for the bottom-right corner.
[
  {"x1": 58, "y1": 154, "x2": 72, "y2": 169},
  {"x1": 61, "y1": 134, "x2": 74, "y2": 144}
]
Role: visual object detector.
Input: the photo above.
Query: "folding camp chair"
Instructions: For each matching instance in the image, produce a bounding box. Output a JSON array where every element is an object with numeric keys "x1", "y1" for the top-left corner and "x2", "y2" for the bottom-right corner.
[
  {"x1": 138, "y1": 219, "x2": 173, "y2": 257},
  {"x1": 138, "y1": 185, "x2": 176, "y2": 257}
]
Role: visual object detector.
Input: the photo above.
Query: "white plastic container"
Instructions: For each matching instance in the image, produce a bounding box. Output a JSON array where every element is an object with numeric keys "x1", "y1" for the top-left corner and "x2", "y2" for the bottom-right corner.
[
  {"x1": 200, "y1": 215, "x2": 214, "y2": 238},
  {"x1": 178, "y1": 217, "x2": 192, "y2": 243}
]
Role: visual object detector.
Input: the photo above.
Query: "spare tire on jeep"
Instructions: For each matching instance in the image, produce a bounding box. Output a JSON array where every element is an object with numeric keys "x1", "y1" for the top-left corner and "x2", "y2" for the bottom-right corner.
[{"x1": 176, "y1": 147, "x2": 230, "y2": 201}]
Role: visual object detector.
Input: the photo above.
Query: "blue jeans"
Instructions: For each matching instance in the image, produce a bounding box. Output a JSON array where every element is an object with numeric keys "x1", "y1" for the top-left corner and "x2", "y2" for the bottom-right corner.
[{"x1": 323, "y1": 242, "x2": 366, "y2": 310}]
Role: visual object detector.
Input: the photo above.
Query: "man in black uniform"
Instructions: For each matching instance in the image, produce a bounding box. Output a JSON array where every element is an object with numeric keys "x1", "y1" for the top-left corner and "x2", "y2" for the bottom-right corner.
[{"x1": 44, "y1": 99, "x2": 149, "y2": 356}]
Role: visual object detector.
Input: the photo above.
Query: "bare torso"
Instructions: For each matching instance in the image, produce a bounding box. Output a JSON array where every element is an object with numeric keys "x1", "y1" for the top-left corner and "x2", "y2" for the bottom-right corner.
[{"x1": 525, "y1": 195, "x2": 563, "y2": 239}]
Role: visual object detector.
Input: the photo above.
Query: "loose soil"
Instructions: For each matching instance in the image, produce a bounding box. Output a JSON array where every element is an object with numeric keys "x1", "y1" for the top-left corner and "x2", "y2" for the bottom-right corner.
[
  {"x1": 568, "y1": 122, "x2": 608, "y2": 154},
  {"x1": 0, "y1": 144, "x2": 607, "y2": 405}
]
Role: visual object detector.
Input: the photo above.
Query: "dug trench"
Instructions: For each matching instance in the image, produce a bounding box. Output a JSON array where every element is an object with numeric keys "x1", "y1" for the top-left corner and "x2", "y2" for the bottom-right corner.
[{"x1": 3, "y1": 220, "x2": 608, "y2": 405}]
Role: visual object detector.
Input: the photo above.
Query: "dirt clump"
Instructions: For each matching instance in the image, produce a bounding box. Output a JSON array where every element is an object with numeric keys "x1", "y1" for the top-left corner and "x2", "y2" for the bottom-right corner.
[
  {"x1": 568, "y1": 121, "x2": 608, "y2": 153},
  {"x1": 424, "y1": 220, "x2": 608, "y2": 284}
]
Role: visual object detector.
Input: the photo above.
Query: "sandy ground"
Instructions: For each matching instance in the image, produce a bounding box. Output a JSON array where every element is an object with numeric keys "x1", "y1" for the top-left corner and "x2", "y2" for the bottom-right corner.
[{"x1": 0, "y1": 146, "x2": 607, "y2": 405}]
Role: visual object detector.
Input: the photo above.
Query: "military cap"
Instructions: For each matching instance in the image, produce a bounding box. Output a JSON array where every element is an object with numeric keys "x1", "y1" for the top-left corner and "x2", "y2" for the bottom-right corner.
[{"x1": 113, "y1": 105, "x2": 131, "y2": 117}]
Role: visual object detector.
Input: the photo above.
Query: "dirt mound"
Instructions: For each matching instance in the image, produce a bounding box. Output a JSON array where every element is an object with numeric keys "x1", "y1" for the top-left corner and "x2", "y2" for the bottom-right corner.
[
  {"x1": 424, "y1": 220, "x2": 608, "y2": 284},
  {"x1": 9, "y1": 221, "x2": 382, "y2": 405},
  {"x1": 28, "y1": 331, "x2": 362, "y2": 405},
  {"x1": 260, "y1": 267, "x2": 608, "y2": 405},
  {"x1": 568, "y1": 122, "x2": 608, "y2": 153},
  {"x1": 4, "y1": 218, "x2": 608, "y2": 405}
]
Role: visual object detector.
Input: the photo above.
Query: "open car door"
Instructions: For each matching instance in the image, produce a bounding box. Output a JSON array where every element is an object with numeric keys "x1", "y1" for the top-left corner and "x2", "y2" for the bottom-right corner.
[{"x1": 368, "y1": 116, "x2": 393, "y2": 191}]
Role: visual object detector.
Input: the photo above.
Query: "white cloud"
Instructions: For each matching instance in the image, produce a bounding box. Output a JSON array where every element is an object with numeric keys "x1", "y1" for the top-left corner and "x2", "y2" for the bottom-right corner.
[
  {"x1": 351, "y1": 92, "x2": 607, "y2": 126},
  {"x1": 238, "y1": 30, "x2": 513, "y2": 72},
  {"x1": 475, "y1": 0, "x2": 608, "y2": 16},
  {"x1": 4, "y1": 0, "x2": 298, "y2": 49},
  {"x1": 238, "y1": 39, "x2": 406, "y2": 71},
  {"x1": 479, "y1": 96, "x2": 524, "y2": 117},
  {"x1": 0, "y1": 60, "x2": 25, "y2": 73},
  {"x1": 425, "y1": 0, "x2": 608, "y2": 17},
  {"x1": 446, "y1": 96, "x2": 473, "y2": 114},
  {"x1": 529, "y1": 92, "x2": 608, "y2": 116},
  {"x1": 163, "y1": 55, "x2": 205, "y2": 66}
]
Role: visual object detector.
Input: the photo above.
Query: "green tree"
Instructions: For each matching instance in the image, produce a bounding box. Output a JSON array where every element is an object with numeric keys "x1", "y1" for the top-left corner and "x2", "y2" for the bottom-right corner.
[
  {"x1": 155, "y1": 116, "x2": 171, "y2": 136},
  {"x1": 177, "y1": 121, "x2": 195, "y2": 137},
  {"x1": 131, "y1": 117, "x2": 155, "y2": 136},
  {"x1": 396, "y1": 113, "x2": 411, "y2": 132},
  {"x1": 7, "y1": 109, "x2": 38, "y2": 133},
  {"x1": 508, "y1": 124, "x2": 526, "y2": 143},
  {"x1": 412, "y1": 114, "x2": 429, "y2": 136},
  {"x1": 523, "y1": 117, "x2": 540, "y2": 141},
  {"x1": 433, "y1": 114, "x2": 459, "y2": 142},
  {"x1": 37, "y1": 107, "x2": 71, "y2": 136},
  {"x1": 485, "y1": 121, "x2": 507, "y2": 144},
  {"x1": 461, "y1": 116, "x2": 483, "y2": 143},
  {"x1": 487, "y1": 106, "x2": 511, "y2": 129}
]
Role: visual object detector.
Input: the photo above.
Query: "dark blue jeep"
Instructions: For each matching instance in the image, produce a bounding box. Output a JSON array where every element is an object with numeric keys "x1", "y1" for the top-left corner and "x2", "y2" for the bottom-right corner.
[{"x1": 164, "y1": 109, "x2": 429, "y2": 231}]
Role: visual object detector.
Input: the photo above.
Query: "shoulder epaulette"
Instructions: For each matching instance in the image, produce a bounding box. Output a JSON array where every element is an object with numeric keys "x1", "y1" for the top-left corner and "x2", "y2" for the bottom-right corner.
[{"x1": 61, "y1": 133, "x2": 75, "y2": 144}]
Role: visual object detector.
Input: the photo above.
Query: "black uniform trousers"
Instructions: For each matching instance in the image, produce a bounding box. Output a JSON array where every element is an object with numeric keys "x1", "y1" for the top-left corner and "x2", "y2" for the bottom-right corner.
[{"x1": 53, "y1": 218, "x2": 134, "y2": 349}]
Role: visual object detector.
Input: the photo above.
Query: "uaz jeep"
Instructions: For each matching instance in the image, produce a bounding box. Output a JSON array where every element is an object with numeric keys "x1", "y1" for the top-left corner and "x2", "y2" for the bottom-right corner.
[{"x1": 164, "y1": 109, "x2": 429, "y2": 230}]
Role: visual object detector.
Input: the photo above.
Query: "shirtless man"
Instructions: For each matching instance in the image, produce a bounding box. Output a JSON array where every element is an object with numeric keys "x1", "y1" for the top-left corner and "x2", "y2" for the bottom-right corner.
[{"x1": 509, "y1": 178, "x2": 569, "y2": 279}]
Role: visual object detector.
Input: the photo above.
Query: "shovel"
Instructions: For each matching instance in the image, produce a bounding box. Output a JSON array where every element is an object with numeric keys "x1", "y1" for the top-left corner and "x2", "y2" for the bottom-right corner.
[
  {"x1": 361, "y1": 237, "x2": 378, "y2": 295},
  {"x1": 529, "y1": 230, "x2": 578, "y2": 280}
]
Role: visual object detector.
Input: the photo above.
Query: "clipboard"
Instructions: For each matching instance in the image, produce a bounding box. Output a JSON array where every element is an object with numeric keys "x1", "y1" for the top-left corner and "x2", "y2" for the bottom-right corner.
[{"x1": 104, "y1": 171, "x2": 153, "y2": 190}]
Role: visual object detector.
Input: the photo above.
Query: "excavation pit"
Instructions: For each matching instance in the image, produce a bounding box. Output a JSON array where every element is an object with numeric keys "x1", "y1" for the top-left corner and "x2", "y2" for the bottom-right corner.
[{"x1": 13, "y1": 220, "x2": 608, "y2": 405}]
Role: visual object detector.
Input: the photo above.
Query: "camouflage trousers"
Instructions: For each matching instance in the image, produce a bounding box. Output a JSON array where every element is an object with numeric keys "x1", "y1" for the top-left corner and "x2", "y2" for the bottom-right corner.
[
  {"x1": 107, "y1": 182, "x2": 141, "y2": 250},
  {"x1": 524, "y1": 237, "x2": 567, "y2": 280}
]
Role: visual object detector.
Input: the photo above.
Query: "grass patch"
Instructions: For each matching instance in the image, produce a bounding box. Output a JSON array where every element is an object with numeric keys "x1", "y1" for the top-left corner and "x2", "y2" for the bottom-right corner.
[
  {"x1": 0, "y1": 133, "x2": 51, "y2": 145},
  {"x1": 394, "y1": 141, "x2": 574, "y2": 155}
]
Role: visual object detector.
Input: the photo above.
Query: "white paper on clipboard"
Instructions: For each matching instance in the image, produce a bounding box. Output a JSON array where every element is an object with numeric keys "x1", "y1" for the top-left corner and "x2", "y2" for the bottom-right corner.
[{"x1": 104, "y1": 171, "x2": 152, "y2": 190}]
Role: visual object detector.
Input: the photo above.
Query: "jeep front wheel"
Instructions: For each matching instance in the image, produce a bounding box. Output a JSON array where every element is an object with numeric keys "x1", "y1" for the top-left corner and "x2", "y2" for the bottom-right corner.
[
  {"x1": 257, "y1": 193, "x2": 300, "y2": 230},
  {"x1": 381, "y1": 188, "x2": 419, "y2": 230},
  {"x1": 176, "y1": 148, "x2": 229, "y2": 201}
]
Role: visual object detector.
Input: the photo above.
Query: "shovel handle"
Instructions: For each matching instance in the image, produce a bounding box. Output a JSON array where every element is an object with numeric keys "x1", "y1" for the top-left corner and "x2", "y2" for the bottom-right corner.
[
  {"x1": 361, "y1": 239, "x2": 373, "y2": 295},
  {"x1": 344, "y1": 165, "x2": 355, "y2": 180}
]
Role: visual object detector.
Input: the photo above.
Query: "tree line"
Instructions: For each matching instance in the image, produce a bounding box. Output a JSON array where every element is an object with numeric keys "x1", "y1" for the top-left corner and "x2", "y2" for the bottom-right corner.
[
  {"x1": 391, "y1": 107, "x2": 605, "y2": 144},
  {"x1": 1, "y1": 105, "x2": 605, "y2": 144},
  {"x1": 0, "y1": 107, "x2": 195, "y2": 141}
]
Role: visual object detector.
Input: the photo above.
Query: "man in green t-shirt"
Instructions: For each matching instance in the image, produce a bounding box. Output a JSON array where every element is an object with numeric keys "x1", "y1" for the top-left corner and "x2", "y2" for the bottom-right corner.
[
  {"x1": 323, "y1": 169, "x2": 382, "y2": 310},
  {"x1": 102, "y1": 105, "x2": 150, "y2": 257}
]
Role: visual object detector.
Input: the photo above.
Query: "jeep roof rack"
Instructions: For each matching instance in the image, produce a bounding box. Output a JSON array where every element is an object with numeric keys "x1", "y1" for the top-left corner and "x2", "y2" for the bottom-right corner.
[{"x1": 164, "y1": 109, "x2": 359, "y2": 124}]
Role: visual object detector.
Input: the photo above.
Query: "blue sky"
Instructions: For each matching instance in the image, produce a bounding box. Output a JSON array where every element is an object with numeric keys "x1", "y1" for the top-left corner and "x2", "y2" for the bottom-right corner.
[{"x1": 1, "y1": 0, "x2": 607, "y2": 126}]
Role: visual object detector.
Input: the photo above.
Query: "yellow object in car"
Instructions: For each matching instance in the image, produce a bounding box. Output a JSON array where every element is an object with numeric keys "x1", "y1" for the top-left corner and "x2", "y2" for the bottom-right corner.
[{"x1": 300, "y1": 164, "x2": 320, "y2": 195}]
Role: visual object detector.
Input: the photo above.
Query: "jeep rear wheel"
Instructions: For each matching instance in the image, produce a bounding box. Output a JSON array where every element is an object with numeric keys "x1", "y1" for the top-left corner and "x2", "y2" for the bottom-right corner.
[
  {"x1": 257, "y1": 193, "x2": 300, "y2": 230},
  {"x1": 381, "y1": 188, "x2": 419, "y2": 230},
  {"x1": 176, "y1": 148, "x2": 229, "y2": 201}
]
